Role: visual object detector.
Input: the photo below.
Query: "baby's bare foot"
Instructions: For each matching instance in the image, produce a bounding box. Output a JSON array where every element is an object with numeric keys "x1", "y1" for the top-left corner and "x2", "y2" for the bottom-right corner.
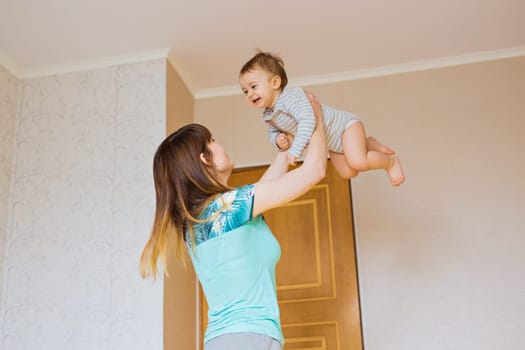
[
  {"x1": 388, "y1": 156, "x2": 405, "y2": 186},
  {"x1": 367, "y1": 136, "x2": 395, "y2": 155}
]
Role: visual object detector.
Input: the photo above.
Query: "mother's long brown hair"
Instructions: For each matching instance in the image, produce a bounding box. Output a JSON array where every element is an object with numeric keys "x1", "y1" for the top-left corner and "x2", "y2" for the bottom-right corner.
[{"x1": 140, "y1": 124, "x2": 230, "y2": 279}]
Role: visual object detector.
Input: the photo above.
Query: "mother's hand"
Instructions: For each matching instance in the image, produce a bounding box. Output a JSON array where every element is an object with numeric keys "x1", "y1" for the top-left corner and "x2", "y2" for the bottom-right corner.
[{"x1": 304, "y1": 90, "x2": 323, "y2": 126}]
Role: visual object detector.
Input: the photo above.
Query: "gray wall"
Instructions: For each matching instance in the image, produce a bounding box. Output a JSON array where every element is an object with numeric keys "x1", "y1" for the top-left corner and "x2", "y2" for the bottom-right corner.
[{"x1": 0, "y1": 60, "x2": 165, "y2": 349}]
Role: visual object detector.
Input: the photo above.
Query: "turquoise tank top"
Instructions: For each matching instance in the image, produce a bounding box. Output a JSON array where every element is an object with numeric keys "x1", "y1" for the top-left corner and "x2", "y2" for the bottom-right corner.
[{"x1": 188, "y1": 214, "x2": 283, "y2": 345}]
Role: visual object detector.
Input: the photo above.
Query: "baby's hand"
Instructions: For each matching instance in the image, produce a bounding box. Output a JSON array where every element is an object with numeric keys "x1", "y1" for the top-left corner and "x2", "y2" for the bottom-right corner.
[
  {"x1": 276, "y1": 133, "x2": 291, "y2": 151},
  {"x1": 286, "y1": 152, "x2": 297, "y2": 165}
]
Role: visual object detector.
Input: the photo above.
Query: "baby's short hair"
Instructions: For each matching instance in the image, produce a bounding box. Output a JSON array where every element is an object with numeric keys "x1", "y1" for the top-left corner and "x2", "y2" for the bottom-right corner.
[{"x1": 240, "y1": 50, "x2": 288, "y2": 89}]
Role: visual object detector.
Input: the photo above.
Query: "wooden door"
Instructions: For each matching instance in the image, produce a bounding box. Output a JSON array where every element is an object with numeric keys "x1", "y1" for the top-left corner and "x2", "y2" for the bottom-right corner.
[{"x1": 200, "y1": 162, "x2": 363, "y2": 350}]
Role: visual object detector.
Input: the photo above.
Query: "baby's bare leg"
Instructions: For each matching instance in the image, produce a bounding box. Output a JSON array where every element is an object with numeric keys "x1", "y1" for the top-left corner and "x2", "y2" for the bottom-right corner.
[
  {"x1": 329, "y1": 152, "x2": 359, "y2": 180},
  {"x1": 367, "y1": 136, "x2": 395, "y2": 155},
  {"x1": 387, "y1": 156, "x2": 405, "y2": 187},
  {"x1": 343, "y1": 123, "x2": 405, "y2": 186}
]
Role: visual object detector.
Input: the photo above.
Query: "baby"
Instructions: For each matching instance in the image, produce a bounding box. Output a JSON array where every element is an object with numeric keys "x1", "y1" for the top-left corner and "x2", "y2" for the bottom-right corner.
[{"x1": 239, "y1": 50, "x2": 405, "y2": 186}]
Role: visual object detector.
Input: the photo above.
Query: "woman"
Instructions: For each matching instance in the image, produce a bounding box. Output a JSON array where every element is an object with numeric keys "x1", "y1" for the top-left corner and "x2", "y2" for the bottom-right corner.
[{"x1": 140, "y1": 92, "x2": 327, "y2": 350}]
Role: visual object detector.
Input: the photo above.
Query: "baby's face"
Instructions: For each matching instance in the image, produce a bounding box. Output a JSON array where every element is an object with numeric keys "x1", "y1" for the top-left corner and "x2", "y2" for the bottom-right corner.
[{"x1": 239, "y1": 68, "x2": 281, "y2": 109}]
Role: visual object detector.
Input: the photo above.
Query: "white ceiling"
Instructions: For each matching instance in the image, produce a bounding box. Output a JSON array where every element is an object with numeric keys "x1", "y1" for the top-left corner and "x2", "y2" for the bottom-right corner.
[{"x1": 1, "y1": 0, "x2": 524, "y2": 95}]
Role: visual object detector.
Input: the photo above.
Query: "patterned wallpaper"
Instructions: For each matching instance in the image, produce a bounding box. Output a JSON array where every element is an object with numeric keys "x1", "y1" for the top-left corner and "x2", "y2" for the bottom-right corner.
[{"x1": 0, "y1": 60, "x2": 164, "y2": 349}]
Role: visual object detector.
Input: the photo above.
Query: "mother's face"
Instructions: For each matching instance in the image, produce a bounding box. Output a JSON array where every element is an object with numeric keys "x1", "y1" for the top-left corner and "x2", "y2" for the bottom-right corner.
[{"x1": 205, "y1": 139, "x2": 234, "y2": 179}]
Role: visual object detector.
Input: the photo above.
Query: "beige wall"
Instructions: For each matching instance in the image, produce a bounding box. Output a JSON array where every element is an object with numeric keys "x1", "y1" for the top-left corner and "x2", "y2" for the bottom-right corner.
[
  {"x1": 164, "y1": 59, "x2": 197, "y2": 350},
  {"x1": 195, "y1": 93, "x2": 272, "y2": 166},
  {"x1": 166, "y1": 59, "x2": 194, "y2": 134},
  {"x1": 194, "y1": 56, "x2": 525, "y2": 350}
]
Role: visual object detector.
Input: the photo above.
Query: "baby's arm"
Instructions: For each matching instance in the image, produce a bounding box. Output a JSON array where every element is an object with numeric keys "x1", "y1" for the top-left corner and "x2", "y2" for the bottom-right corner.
[
  {"x1": 277, "y1": 133, "x2": 295, "y2": 165},
  {"x1": 284, "y1": 88, "x2": 317, "y2": 158},
  {"x1": 276, "y1": 133, "x2": 291, "y2": 150}
]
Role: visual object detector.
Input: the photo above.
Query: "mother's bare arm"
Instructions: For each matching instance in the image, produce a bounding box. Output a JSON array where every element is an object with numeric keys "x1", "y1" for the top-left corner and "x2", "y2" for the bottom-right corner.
[{"x1": 252, "y1": 92, "x2": 326, "y2": 216}]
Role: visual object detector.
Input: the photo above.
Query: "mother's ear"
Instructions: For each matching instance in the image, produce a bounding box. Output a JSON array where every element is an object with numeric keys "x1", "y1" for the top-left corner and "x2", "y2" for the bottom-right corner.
[{"x1": 200, "y1": 152, "x2": 212, "y2": 166}]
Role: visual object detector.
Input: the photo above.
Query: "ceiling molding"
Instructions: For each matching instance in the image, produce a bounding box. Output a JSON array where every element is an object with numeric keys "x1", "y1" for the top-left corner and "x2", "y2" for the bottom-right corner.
[
  {"x1": 16, "y1": 48, "x2": 170, "y2": 79},
  {"x1": 0, "y1": 52, "x2": 21, "y2": 78},
  {"x1": 194, "y1": 46, "x2": 525, "y2": 99},
  {"x1": 4, "y1": 46, "x2": 524, "y2": 93}
]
